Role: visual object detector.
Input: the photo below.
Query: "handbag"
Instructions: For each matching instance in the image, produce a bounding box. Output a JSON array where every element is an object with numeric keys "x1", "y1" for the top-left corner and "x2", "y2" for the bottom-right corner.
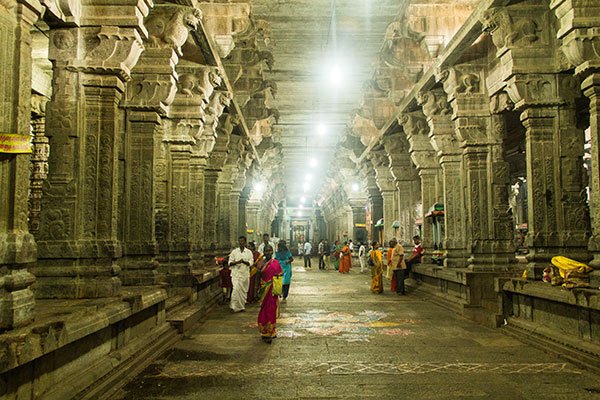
[{"x1": 272, "y1": 274, "x2": 283, "y2": 296}]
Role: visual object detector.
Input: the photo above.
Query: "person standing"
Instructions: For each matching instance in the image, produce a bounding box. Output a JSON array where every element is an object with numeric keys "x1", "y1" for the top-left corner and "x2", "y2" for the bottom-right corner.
[
  {"x1": 247, "y1": 242, "x2": 264, "y2": 304},
  {"x1": 369, "y1": 241, "x2": 384, "y2": 294},
  {"x1": 390, "y1": 238, "x2": 407, "y2": 295},
  {"x1": 303, "y1": 240, "x2": 312, "y2": 269},
  {"x1": 258, "y1": 233, "x2": 275, "y2": 255},
  {"x1": 358, "y1": 242, "x2": 367, "y2": 273},
  {"x1": 317, "y1": 239, "x2": 325, "y2": 270},
  {"x1": 228, "y1": 236, "x2": 254, "y2": 312},
  {"x1": 323, "y1": 239, "x2": 331, "y2": 270},
  {"x1": 257, "y1": 244, "x2": 283, "y2": 344},
  {"x1": 386, "y1": 240, "x2": 394, "y2": 281},
  {"x1": 331, "y1": 240, "x2": 341, "y2": 271},
  {"x1": 275, "y1": 240, "x2": 293, "y2": 302},
  {"x1": 338, "y1": 241, "x2": 351, "y2": 274}
]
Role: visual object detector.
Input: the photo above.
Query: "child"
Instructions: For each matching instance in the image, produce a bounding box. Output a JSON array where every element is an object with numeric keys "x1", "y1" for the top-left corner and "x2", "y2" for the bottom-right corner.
[{"x1": 217, "y1": 256, "x2": 232, "y2": 305}]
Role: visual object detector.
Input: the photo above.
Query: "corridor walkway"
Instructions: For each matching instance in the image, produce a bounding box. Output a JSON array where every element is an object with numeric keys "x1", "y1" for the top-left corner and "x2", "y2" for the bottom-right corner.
[{"x1": 113, "y1": 262, "x2": 600, "y2": 400}]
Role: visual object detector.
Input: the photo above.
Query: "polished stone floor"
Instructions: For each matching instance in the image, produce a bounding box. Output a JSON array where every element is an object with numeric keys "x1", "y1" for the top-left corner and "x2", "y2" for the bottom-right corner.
[{"x1": 112, "y1": 260, "x2": 600, "y2": 399}]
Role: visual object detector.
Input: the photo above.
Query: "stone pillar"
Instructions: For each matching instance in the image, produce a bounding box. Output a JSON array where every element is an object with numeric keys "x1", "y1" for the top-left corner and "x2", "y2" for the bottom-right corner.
[
  {"x1": 439, "y1": 63, "x2": 516, "y2": 271},
  {"x1": 0, "y1": 0, "x2": 41, "y2": 328},
  {"x1": 29, "y1": 96, "x2": 49, "y2": 236},
  {"x1": 418, "y1": 89, "x2": 467, "y2": 266},
  {"x1": 217, "y1": 178, "x2": 233, "y2": 249},
  {"x1": 399, "y1": 112, "x2": 441, "y2": 255},
  {"x1": 189, "y1": 154, "x2": 207, "y2": 268},
  {"x1": 204, "y1": 155, "x2": 225, "y2": 250},
  {"x1": 35, "y1": 6, "x2": 148, "y2": 298},
  {"x1": 551, "y1": 0, "x2": 600, "y2": 278},
  {"x1": 239, "y1": 193, "x2": 249, "y2": 236},
  {"x1": 514, "y1": 75, "x2": 589, "y2": 275}
]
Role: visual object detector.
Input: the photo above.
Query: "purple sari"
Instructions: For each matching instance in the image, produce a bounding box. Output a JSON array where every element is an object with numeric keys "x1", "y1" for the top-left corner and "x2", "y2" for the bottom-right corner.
[{"x1": 257, "y1": 259, "x2": 283, "y2": 338}]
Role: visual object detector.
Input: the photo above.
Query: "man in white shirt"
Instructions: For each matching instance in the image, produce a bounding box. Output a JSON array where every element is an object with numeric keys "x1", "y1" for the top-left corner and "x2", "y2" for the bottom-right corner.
[
  {"x1": 228, "y1": 236, "x2": 254, "y2": 312},
  {"x1": 358, "y1": 242, "x2": 367, "y2": 273},
  {"x1": 257, "y1": 233, "x2": 275, "y2": 255},
  {"x1": 303, "y1": 240, "x2": 312, "y2": 269},
  {"x1": 317, "y1": 240, "x2": 325, "y2": 270}
]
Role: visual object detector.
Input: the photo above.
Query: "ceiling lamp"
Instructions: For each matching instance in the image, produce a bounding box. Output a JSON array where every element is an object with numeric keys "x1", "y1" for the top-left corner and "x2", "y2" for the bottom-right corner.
[
  {"x1": 317, "y1": 124, "x2": 327, "y2": 135},
  {"x1": 300, "y1": 196, "x2": 306, "y2": 203},
  {"x1": 305, "y1": 173, "x2": 313, "y2": 182},
  {"x1": 309, "y1": 158, "x2": 318, "y2": 167},
  {"x1": 352, "y1": 183, "x2": 360, "y2": 192}
]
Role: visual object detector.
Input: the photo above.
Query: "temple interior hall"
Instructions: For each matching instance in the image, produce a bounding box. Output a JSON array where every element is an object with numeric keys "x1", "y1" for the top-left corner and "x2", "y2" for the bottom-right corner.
[{"x1": 1, "y1": 0, "x2": 600, "y2": 399}]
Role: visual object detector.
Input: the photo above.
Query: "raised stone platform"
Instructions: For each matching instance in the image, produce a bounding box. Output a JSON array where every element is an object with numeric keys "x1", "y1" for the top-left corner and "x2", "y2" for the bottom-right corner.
[
  {"x1": 0, "y1": 266, "x2": 223, "y2": 400},
  {"x1": 411, "y1": 264, "x2": 515, "y2": 327},
  {"x1": 501, "y1": 279, "x2": 600, "y2": 373}
]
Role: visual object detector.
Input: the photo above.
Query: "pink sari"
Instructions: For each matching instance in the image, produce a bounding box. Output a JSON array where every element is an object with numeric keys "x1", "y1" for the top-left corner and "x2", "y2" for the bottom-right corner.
[{"x1": 257, "y1": 258, "x2": 283, "y2": 339}]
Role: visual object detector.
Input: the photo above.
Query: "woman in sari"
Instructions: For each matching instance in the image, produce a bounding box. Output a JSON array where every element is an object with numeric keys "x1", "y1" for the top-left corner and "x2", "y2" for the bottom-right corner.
[
  {"x1": 370, "y1": 241, "x2": 384, "y2": 293},
  {"x1": 247, "y1": 242, "x2": 264, "y2": 304},
  {"x1": 257, "y1": 244, "x2": 283, "y2": 344},
  {"x1": 331, "y1": 240, "x2": 341, "y2": 271},
  {"x1": 275, "y1": 240, "x2": 293, "y2": 303},
  {"x1": 338, "y1": 241, "x2": 352, "y2": 274}
]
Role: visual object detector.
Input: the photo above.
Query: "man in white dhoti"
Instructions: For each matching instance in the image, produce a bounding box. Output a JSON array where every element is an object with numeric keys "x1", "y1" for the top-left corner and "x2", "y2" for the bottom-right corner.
[{"x1": 228, "y1": 236, "x2": 254, "y2": 313}]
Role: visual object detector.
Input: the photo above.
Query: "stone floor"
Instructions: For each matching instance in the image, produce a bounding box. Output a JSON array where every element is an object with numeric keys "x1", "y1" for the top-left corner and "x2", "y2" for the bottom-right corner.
[{"x1": 112, "y1": 261, "x2": 600, "y2": 399}]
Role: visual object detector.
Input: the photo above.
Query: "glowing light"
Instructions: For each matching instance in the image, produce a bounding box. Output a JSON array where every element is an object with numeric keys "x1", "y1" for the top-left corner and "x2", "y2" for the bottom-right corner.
[
  {"x1": 297, "y1": 210, "x2": 303, "y2": 217},
  {"x1": 352, "y1": 183, "x2": 360, "y2": 192},
  {"x1": 305, "y1": 173, "x2": 313, "y2": 182},
  {"x1": 309, "y1": 158, "x2": 318, "y2": 167},
  {"x1": 329, "y1": 63, "x2": 343, "y2": 87},
  {"x1": 254, "y1": 181, "x2": 264, "y2": 192},
  {"x1": 300, "y1": 196, "x2": 306, "y2": 204},
  {"x1": 303, "y1": 182, "x2": 310, "y2": 191},
  {"x1": 317, "y1": 124, "x2": 327, "y2": 135},
  {"x1": 299, "y1": 204, "x2": 304, "y2": 209}
]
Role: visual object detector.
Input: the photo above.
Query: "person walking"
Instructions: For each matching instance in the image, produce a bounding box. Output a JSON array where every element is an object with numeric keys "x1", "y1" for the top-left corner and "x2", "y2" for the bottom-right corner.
[
  {"x1": 246, "y1": 242, "x2": 263, "y2": 304},
  {"x1": 358, "y1": 242, "x2": 367, "y2": 273},
  {"x1": 369, "y1": 241, "x2": 384, "y2": 294},
  {"x1": 390, "y1": 238, "x2": 407, "y2": 295},
  {"x1": 258, "y1": 233, "x2": 275, "y2": 255},
  {"x1": 275, "y1": 240, "x2": 293, "y2": 302},
  {"x1": 227, "y1": 236, "x2": 254, "y2": 313},
  {"x1": 303, "y1": 240, "x2": 312, "y2": 269},
  {"x1": 318, "y1": 239, "x2": 325, "y2": 270},
  {"x1": 257, "y1": 244, "x2": 283, "y2": 344}
]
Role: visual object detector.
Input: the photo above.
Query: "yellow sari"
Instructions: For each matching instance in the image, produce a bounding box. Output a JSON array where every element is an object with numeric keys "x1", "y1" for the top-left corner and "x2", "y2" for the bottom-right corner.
[{"x1": 370, "y1": 249, "x2": 384, "y2": 294}]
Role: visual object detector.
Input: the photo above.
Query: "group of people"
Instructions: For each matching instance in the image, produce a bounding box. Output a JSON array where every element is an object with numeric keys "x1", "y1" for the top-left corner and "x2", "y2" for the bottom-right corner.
[
  {"x1": 222, "y1": 233, "x2": 294, "y2": 344},
  {"x1": 368, "y1": 235, "x2": 423, "y2": 295}
]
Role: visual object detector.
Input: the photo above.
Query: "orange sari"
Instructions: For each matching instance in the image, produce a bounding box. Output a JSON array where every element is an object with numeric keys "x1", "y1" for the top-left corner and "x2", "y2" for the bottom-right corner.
[{"x1": 338, "y1": 245, "x2": 351, "y2": 273}]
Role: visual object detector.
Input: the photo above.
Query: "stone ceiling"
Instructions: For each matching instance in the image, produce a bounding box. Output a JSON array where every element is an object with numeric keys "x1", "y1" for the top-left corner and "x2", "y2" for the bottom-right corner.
[{"x1": 250, "y1": 0, "x2": 407, "y2": 206}]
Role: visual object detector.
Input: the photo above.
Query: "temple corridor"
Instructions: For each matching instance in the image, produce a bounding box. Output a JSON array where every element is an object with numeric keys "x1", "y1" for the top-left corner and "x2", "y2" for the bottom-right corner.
[{"x1": 112, "y1": 264, "x2": 598, "y2": 400}]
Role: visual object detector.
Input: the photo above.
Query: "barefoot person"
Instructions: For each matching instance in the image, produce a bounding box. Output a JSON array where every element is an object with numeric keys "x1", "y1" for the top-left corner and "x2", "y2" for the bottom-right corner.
[
  {"x1": 257, "y1": 245, "x2": 283, "y2": 344},
  {"x1": 228, "y1": 236, "x2": 254, "y2": 313}
]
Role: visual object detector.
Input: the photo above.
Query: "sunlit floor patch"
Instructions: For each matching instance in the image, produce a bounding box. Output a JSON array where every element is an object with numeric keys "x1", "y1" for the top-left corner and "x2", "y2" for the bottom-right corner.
[{"x1": 276, "y1": 309, "x2": 417, "y2": 341}]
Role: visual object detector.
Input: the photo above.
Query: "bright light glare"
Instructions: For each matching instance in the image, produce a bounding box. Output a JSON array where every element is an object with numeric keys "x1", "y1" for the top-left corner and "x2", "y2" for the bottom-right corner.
[
  {"x1": 299, "y1": 204, "x2": 304, "y2": 209},
  {"x1": 305, "y1": 173, "x2": 313, "y2": 182},
  {"x1": 297, "y1": 210, "x2": 303, "y2": 217},
  {"x1": 352, "y1": 183, "x2": 360, "y2": 192},
  {"x1": 317, "y1": 124, "x2": 327, "y2": 135},
  {"x1": 254, "y1": 182, "x2": 264, "y2": 192},
  {"x1": 300, "y1": 196, "x2": 306, "y2": 203},
  {"x1": 309, "y1": 158, "x2": 318, "y2": 167},
  {"x1": 329, "y1": 64, "x2": 342, "y2": 87},
  {"x1": 303, "y1": 182, "x2": 310, "y2": 191}
]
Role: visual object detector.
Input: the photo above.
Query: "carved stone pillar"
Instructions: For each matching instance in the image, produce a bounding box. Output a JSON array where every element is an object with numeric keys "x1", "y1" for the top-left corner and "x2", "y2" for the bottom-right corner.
[
  {"x1": 204, "y1": 151, "x2": 227, "y2": 250},
  {"x1": 120, "y1": 7, "x2": 185, "y2": 285},
  {"x1": 514, "y1": 75, "x2": 590, "y2": 275},
  {"x1": 551, "y1": 0, "x2": 600, "y2": 275},
  {"x1": 217, "y1": 177, "x2": 233, "y2": 249},
  {"x1": 239, "y1": 193, "x2": 249, "y2": 237},
  {"x1": 419, "y1": 89, "x2": 467, "y2": 266},
  {"x1": 399, "y1": 112, "x2": 441, "y2": 255},
  {"x1": 35, "y1": 6, "x2": 149, "y2": 298},
  {"x1": 189, "y1": 154, "x2": 207, "y2": 268},
  {"x1": 0, "y1": 0, "x2": 41, "y2": 328},
  {"x1": 158, "y1": 131, "x2": 194, "y2": 286},
  {"x1": 29, "y1": 97, "x2": 49, "y2": 236}
]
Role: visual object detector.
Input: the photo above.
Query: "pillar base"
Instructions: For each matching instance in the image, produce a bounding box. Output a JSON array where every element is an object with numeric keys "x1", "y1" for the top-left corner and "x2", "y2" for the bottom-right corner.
[
  {"x1": 0, "y1": 269, "x2": 36, "y2": 330},
  {"x1": 120, "y1": 256, "x2": 159, "y2": 286},
  {"x1": 444, "y1": 248, "x2": 468, "y2": 268},
  {"x1": 31, "y1": 261, "x2": 121, "y2": 299}
]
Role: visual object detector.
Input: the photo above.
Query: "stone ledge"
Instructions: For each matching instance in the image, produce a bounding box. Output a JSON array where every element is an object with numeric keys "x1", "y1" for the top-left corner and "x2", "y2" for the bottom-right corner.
[
  {"x1": 502, "y1": 279, "x2": 600, "y2": 311},
  {"x1": 0, "y1": 287, "x2": 167, "y2": 374}
]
